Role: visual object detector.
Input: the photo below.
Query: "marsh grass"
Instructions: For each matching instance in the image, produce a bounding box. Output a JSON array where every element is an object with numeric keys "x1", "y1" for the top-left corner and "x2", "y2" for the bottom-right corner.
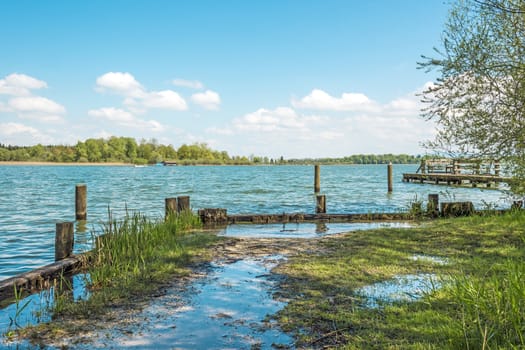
[
  {"x1": 44, "y1": 210, "x2": 218, "y2": 320},
  {"x1": 275, "y1": 211, "x2": 525, "y2": 349}
]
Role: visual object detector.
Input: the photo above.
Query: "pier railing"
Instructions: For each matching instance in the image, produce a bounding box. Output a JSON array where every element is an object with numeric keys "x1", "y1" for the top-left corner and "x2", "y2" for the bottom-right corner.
[{"x1": 417, "y1": 158, "x2": 501, "y2": 176}]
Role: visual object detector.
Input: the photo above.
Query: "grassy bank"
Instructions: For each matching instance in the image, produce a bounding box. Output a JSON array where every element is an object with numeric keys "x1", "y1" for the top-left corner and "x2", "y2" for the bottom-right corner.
[{"x1": 274, "y1": 211, "x2": 525, "y2": 349}]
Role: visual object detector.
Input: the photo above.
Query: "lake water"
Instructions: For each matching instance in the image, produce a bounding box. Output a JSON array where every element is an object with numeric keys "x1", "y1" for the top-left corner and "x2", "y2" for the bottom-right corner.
[{"x1": 0, "y1": 164, "x2": 509, "y2": 281}]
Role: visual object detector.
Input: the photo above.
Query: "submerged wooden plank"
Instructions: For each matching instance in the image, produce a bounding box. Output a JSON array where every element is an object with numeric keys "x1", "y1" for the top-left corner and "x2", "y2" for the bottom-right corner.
[
  {"x1": 0, "y1": 255, "x2": 84, "y2": 302},
  {"x1": 226, "y1": 212, "x2": 411, "y2": 224}
]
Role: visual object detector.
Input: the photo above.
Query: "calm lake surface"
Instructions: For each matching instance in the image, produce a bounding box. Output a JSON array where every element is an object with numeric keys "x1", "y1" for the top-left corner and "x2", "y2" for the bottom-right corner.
[{"x1": 0, "y1": 164, "x2": 509, "y2": 280}]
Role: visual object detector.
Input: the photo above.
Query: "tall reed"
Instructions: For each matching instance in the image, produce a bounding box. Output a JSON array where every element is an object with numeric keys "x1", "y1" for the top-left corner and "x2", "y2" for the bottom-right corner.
[{"x1": 90, "y1": 210, "x2": 203, "y2": 292}]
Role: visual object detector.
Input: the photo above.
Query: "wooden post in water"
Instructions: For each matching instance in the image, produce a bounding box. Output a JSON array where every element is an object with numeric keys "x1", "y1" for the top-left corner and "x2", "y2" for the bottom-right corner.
[
  {"x1": 314, "y1": 164, "x2": 321, "y2": 193},
  {"x1": 387, "y1": 162, "x2": 393, "y2": 193},
  {"x1": 427, "y1": 194, "x2": 439, "y2": 216},
  {"x1": 75, "y1": 184, "x2": 87, "y2": 220},
  {"x1": 165, "y1": 197, "x2": 178, "y2": 218},
  {"x1": 177, "y1": 196, "x2": 191, "y2": 213},
  {"x1": 316, "y1": 195, "x2": 326, "y2": 214},
  {"x1": 55, "y1": 222, "x2": 74, "y2": 261}
]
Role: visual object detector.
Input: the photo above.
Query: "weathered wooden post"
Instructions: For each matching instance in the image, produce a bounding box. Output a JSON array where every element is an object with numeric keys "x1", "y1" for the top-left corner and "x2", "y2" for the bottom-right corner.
[
  {"x1": 420, "y1": 159, "x2": 426, "y2": 174},
  {"x1": 75, "y1": 184, "x2": 87, "y2": 220},
  {"x1": 55, "y1": 222, "x2": 74, "y2": 261},
  {"x1": 177, "y1": 196, "x2": 191, "y2": 213},
  {"x1": 165, "y1": 197, "x2": 178, "y2": 218},
  {"x1": 316, "y1": 194, "x2": 326, "y2": 214},
  {"x1": 494, "y1": 160, "x2": 500, "y2": 176},
  {"x1": 427, "y1": 194, "x2": 439, "y2": 216},
  {"x1": 314, "y1": 164, "x2": 320, "y2": 193},
  {"x1": 387, "y1": 162, "x2": 393, "y2": 193}
]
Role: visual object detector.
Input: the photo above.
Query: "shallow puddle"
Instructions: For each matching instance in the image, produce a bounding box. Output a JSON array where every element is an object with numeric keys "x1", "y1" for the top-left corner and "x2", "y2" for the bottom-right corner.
[
  {"x1": 355, "y1": 273, "x2": 441, "y2": 308},
  {"x1": 2, "y1": 256, "x2": 292, "y2": 350},
  {"x1": 221, "y1": 222, "x2": 413, "y2": 239}
]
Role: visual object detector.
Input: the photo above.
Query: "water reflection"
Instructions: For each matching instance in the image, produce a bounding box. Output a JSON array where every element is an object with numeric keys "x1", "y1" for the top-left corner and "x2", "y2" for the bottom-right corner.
[
  {"x1": 222, "y1": 222, "x2": 413, "y2": 239},
  {"x1": 0, "y1": 274, "x2": 90, "y2": 349}
]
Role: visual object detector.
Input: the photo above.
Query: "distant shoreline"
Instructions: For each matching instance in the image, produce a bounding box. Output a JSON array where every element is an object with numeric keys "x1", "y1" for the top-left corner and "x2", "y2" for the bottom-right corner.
[{"x1": 0, "y1": 161, "x2": 132, "y2": 166}]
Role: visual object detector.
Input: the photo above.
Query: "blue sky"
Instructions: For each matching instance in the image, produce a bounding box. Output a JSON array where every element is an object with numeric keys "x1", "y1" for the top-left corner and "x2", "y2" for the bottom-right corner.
[{"x1": 0, "y1": 0, "x2": 449, "y2": 158}]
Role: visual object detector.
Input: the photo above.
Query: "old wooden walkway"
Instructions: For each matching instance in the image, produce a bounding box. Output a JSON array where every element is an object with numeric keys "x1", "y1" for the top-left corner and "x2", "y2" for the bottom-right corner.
[
  {"x1": 402, "y1": 173, "x2": 508, "y2": 187},
  {"x1": 403, "y1": 158, "x2": 509, "y2": 187}
]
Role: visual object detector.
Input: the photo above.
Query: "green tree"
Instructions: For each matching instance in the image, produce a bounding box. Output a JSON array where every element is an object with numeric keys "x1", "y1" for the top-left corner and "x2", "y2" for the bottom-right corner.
[{"x1": 420, "y1": 0, "x2": 525, "y2": 192}]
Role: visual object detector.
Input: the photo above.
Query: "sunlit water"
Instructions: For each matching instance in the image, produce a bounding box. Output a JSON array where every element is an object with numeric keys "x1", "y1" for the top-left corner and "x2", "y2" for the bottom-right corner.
[{"x1": 0, "y1": 164, "x2": 509, "y2": 280}]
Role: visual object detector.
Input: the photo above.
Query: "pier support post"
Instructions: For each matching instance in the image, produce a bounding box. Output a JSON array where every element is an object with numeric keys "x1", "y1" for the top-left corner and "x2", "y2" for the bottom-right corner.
[
  {"x1": 427, "y1": 194, "x2": 439, "y2": 217},
  {"x1": 314, "y1": 164, "x2": 320, "y2": 193},
  {"x1": 177, "y1": 196, "x2": 191, "y2": 213},
  {"x1": 55, "y1": 222, "x2": 74, "y2": 261},
  {"x1": 316, "y1": 194, "x2": 326, "y2": 214},
  {"x1": 75, "y1": 184, "x2": 87, "y2": 220},
  {"x1": 387, "y1": 162, "x2": 393, "y2": 193},
  {"x1": 165, "y1": 197, "x2": 178, "y2": 218}
]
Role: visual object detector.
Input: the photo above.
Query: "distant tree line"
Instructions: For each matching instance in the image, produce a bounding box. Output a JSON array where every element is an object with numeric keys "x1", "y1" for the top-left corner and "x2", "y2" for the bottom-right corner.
[
  {"x1": 286, "y1": 154, "x2": 422, "y2": 165},
  {"x1": 0, "y1": 137, "x2": 422, "y2": 165}
]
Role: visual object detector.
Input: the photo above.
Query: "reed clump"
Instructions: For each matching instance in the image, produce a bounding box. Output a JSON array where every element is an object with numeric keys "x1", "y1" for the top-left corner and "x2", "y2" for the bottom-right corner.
[{"x1": 57, "y1": 210, "x2": 218, "y2": 317}]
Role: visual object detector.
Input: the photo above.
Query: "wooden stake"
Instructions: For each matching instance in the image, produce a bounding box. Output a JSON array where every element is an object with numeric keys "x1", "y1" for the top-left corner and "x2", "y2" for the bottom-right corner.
[
  {"x1": 427, "y1": 194, "x2": 439, "y2": 216},
  {"x1": 316, "y1": 195, "x2": 326, "y2": 214},
  {"x1": 55, "y1": 222, "x2": 74, "y2": 261},
  {"x1": 165, "y1": 198, "x2": 178, "y2": 218},
  {"x1": 387, "y1": 162, "x2": 393, "y2": 193},
  {"x1": 177, "y1": 196, "x2": 190, "y2": 213},
  {"x1": 314, "y1": 164, "x2": 320, "y2": 193},
  {"x1": 75, "y1": 184, "x2": 87, "y2": 220}
]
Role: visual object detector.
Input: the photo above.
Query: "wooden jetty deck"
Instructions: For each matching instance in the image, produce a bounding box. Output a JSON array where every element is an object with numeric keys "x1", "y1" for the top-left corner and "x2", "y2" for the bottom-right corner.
[
  {"x1": 403, "y1": 158, "x2": 509, "y2": 187},
  {"x1": 402, "y1": 173, "x2": 508, "y2": 187}
]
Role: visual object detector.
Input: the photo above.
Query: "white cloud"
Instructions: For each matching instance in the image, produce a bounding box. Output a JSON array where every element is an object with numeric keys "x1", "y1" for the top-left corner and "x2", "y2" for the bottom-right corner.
[
  {"x1": 95, "y1": 72, "x2": 145, "y2": 98},
  {"x1": 233, "y1": 107, "x2": 307, "y2": 132},
  {"x1": 0, "y1": 73, "x2": 48, "y2": 96},
  {"x1": 292, "y1": 89, "x2": 380, "y2": 112},
  {"x1": 191, "y1": 90, "x2": 221, "y2": 110},
  {"x1": 9, "y1": 96, "x2": 66, "y2": 115},
  {"x1": 142, "y1": 90, "x2": 187, "y2": 110},
  {"x1": 172, "y1": 79, "x2": 204, "y2": 90},
  {"x1": 88, "y1": 107, "x2": 135, "y2": 122},
  {"x1": 95, "y1": 72, "x2": 189, "y2": 112},
  {"x1": 88, "y1": 107, "x2": 165, "y2": 132},
  {"x1": 0, "y1": 122, "x2": 54, "y2": 145},
  {"x1": 0, "y1": 73, "x2": 66, "y2": 124}
]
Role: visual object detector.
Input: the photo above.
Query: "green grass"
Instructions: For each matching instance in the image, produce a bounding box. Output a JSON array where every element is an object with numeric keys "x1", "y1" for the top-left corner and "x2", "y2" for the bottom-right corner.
[{"x1": 274, "y1": 211, "x2": 525, "y2": 349}]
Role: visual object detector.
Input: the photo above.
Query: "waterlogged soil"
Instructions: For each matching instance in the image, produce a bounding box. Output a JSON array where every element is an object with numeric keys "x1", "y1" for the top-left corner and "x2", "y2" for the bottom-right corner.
[{"x1": 14, "y1": 236, "x2": 329, "y2": 349}]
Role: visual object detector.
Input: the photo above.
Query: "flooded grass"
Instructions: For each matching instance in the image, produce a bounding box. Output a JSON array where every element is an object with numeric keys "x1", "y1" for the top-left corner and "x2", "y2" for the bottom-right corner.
[
  {"x1": 4, "y1": 211, "x2": 221, "y2": 347},
  {"x1": 274, "y1": 211, "x2": 525, "y2": 349},
  {"x1": 67, "y1": 256, "x2": 293, "y2": 349}
]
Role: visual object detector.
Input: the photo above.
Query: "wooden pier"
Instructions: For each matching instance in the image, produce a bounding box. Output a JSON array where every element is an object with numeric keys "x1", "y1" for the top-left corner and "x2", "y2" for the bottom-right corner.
[
  {"x1": 403, "y1": 158, "x2": 509, "y2": 187},
  {"x1": 402, "y1": 173, "x2": 508, "y2": 187}
]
